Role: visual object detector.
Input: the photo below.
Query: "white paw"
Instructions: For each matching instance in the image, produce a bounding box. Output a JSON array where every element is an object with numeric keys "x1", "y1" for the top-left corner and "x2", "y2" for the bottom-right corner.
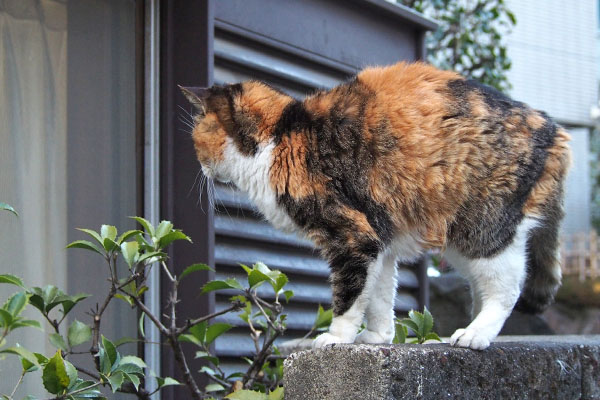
[
  {"x1": 450, "y1": 328, "x2": 491, "y2": 350},
  {"x1": 354, "y1": 329, "x2": 393, "y2": 344},
  {"x1": 312, "y1": 332, "x2": 353, "y2": 349}
]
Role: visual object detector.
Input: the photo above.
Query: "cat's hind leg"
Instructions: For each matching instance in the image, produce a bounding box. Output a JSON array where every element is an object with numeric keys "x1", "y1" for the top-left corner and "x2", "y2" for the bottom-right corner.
[
  {"x1": 444, "y1": 218, "x2": 536, "y2": 350},
  {"x1": 354, "y1": 252, "x2": 398, "y2": 344}
]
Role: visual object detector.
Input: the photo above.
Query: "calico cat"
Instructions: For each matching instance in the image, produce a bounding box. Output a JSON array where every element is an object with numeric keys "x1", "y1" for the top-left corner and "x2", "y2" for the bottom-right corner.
[{"x1": 180, "y1": 62, "x2": 571, "y2": 350}]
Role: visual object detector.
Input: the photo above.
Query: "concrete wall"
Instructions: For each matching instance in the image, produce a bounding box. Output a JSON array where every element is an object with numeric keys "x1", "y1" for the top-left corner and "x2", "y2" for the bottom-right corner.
[{"x1": 506, "y1": 0, "x2": 598, "y2": 234}]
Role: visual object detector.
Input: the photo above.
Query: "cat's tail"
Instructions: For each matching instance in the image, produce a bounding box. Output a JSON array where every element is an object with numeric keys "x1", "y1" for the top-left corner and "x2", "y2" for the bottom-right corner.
[{"x1": 515, "y1": 199, "x2": 564, "y2": 314}]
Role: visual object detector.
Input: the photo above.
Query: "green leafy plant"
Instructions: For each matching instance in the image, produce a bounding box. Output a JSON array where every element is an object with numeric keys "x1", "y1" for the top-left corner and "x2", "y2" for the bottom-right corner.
[
  {"x1": 393, "y1": 307, "x2": 441, "y2": 344},
  {"x1": 0, "y1": 218, "x2": 291, "y2": 399},
  {"x1": 399, "y1": 0, "x2": 516, "y2": 92},
  {"x1": 0, "y1": 202, "x2": 18, "y2": 217}
]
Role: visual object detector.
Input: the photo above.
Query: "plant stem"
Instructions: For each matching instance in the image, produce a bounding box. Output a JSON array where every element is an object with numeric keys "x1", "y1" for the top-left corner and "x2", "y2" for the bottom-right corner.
[
  {"x1": 8, "y1": 370, "x2": 25, "y2": 399},
  {"x1": 169, "y1": 335, "x2": 203, "y2": 399},
  {"x1": 176, "y1": 303, "x2": 242, "y2": 336}
]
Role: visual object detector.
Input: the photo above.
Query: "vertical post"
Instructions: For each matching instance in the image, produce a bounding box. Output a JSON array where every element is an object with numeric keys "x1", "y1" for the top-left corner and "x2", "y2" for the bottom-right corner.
[
  {"x1": 144, "y1": 0, "x2": 161, "y2": 397},
  {"x1": 590, "y1": 230, "x2": 598, "y2": 279},
  {"x1": 159, "y1": 0, "x2": 214, "y2": 398},
  {"x1": 578, "y1": 233, "x2": 586, "y2": 282},
  {"x1": 416, "y1": 257, "x2": 430, "y2": 310}
]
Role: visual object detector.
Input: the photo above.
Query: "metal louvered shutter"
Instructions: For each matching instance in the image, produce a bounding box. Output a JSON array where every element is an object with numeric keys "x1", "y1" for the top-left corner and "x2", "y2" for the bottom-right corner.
[{"x1": 211, "y1": 23, "x2": 423, "y2": 374}]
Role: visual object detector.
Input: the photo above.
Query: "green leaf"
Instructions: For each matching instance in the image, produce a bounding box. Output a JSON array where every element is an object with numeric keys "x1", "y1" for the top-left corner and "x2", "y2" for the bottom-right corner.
[
  {"x1": 179, "y1": 263, "x2": 214, "y2": 281},
  {"x1": 0, "y1": 308, "x2": 13, "y2": 327},
  {"x1": 42, "y1": 351, "x2": 70, "y2": 395},
  {"x1": 119, "y1": 355, "x2": 147, "y2": 369},
  {"x1": 156, "y1": 376, "x2": 181, "y2": 388},
  {"x1": 178, "y1": 334, "x2": 202, "y2": 346},
  {"x1": 158, "y1": 230, "x2": 191, "y2": 249},
  {"x1": 205, "y1": 323, "x2": 233, "y2": 345},
  {"x1": 120, "y1": 241, "x2": 139, "y2": 268},
  {"x1": 123, "y1": 371, "x2": 140, "y2": 390},
  {"x1": 138, "y1": 312, "x2": 146, "y2": 338},
  {"x1": 21, "y1": 352, "x2": 39, "y2": 373},
  {"x1": 409, "y1": 310, "x2": 425, "y2": 337},
  {"x1": 0, "y1": 274, "x2": 25, "y2": 288},
  {"x1": 49, "y1": 333, "x2": 68, "y2": 352},
  {"x1": 272, "y1": 273, "x2": 288, "y2": 293},
  {"x1": 101, "y1": 336, "x2": 118, "y2": 369},
  {"x1": 68, "y1": 320, "x2": 92, "y2": 347},
  {"x1": 187, "y1": 321, "x2": 207, "y2": 345},
  {"x1": 283, "y1": 290, "x2": 294, "y2": 302},
  {"x1": 66, "y1": 240, "x2": 104, "y2": 256},
  {"x1": 225, "y1": 390, "x2": 268, "y2": 400},
  {"x1": 117, "y1": 230, "x2": 142, "y2": 245},
  {"x1": 195, "y1": 351, "x2": 219, "y2": 366},
  {"x1": 313, "y1": 305, "x2": 332, "y2": 329},
  {"x1": 267, "y1": 387, "x2": 285, "y2": 400},
  {"x1": 107, "y1": 371, "x2": 124, "y2": 393},
  {"x1": 100, "y1": 225, "x2": 117, "y2": 241},
  {"x1": 57, "y1": 293, "x2": 91, "y2": 315},
  {"x1": 248, "y1": 270, "x2": 271, "y2": 289},
  {"x1": 424, "y1": 332, "x2": 442, "y2": 342},
  {"x1": 103, "y1": 238, "x2": 118, "y2": 252},
  {"x1": 201, "y1": 280, "x2": 238, "y2": 294},
  {"x1": 422, "y1": 307, "x2": 434, "y2": 336},
  {"x1": 239, "y1": 264, "x2": 252, "y2": 275},
  {"x1": 225, "y1": 278, "x2": 244, "y2": 290},
  {"x1": 205, "y1": 383, "x2": 226, "y2": 392},
  {"x1": 76, "y1": 228, "x2": 103, "y2": 245},
  {"x1": 130, "y1": 216, "x2": 155, "y2": 237},
  {"x1": 155, "y1": 221, "x2": 174, "y2": 239},
  {"x1": 114, "y1": 294, "x2": 134, "y2": 307},
  {"x1": 64, "y1": 360, "x2": 78, "y2": 388},
  {"x1": 137, "y1": 251, "x2": 166, "y2": 264},
  {"x1": 0, "y1": 202, "x2": 18, "y2": 216},
  {"x1": 0, "y1": 345, "x2": 39, "y2": 368},
  {"x1": 399, "y1": 318, "x2": 419, "y2": 335},
  {"x1": 10, "y1": 319, "x2": 42, "y2": 331},
  {"x1": 5, "y1": 291, "x2": 28, "y2": 318},
  {"x1": 393, "y1": 322, "x2": 407, "y2": 344}
]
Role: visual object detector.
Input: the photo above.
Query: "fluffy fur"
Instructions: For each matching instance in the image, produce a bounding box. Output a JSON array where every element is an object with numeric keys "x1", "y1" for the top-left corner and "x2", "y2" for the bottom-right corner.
[{"x1": 181, "y1": 62, "x2": 571, "y2": 350}]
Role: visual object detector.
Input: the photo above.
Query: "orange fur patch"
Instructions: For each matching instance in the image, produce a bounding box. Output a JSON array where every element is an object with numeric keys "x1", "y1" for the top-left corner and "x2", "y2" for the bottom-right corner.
[
  {"x1": 523, "y1": 128, "x2": 572, "y2": 215},
  {"x1": 240, "y1": 82, "x2": 294, "y2": 143},
  {"x1": 192, "y1": 112, "x2": 227, "y2": 164}
]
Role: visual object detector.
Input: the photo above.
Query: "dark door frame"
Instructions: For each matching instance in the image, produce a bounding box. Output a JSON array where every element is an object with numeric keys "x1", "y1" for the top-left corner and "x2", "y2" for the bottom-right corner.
[{"x1": 159, "y1": 0, "x2": 216, "y2": 396}]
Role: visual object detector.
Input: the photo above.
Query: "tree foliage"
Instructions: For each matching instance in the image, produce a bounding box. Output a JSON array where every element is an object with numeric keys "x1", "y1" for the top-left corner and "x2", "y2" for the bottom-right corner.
[{"x1": 399, "y1": 0, "x2": 516, "y2": 92}]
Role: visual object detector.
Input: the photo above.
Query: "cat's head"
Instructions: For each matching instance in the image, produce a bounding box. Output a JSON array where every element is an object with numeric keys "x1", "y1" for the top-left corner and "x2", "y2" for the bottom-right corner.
[{"x1": 180, "y1": 82, "x2": 292, "y2": 183}]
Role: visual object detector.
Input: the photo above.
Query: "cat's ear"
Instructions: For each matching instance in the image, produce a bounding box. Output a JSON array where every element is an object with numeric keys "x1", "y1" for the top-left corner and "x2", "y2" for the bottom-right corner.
[{"x1": 179, "y1": 85, "x2": 209, "y2": 114}]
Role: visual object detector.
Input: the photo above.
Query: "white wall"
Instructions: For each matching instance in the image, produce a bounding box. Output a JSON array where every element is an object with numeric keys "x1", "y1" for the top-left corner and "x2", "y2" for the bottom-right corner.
[
  {"x1": 506, "y1": 0, "x2": 598, "y2": 126},
  {"x1": 506, "y1": 0, "x2": 598, "y2": 234}
]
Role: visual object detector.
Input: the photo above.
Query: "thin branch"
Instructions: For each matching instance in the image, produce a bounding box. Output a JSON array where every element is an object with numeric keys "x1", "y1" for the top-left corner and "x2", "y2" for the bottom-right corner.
[
  {"x1": 8, "y1": 370, "x2": 25, "y2": 399},
  {"x1": 169, "y1": 335, "x2": 203, "y2": 400},
  {"x1": 206, "y1": 371, "x2": 232, "y2": 389},
  {"x1": 127, "y1": 291, "x2": 169, "y2": 335},
  {"x1": 176, "y1": 302, "x2": 243, "y2": 336}
]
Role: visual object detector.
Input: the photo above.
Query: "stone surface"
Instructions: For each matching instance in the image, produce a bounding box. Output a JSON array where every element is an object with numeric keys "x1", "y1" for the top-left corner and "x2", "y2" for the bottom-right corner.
[{"x1": 284, "y1": 336, "x2": 600, "y2": 400}]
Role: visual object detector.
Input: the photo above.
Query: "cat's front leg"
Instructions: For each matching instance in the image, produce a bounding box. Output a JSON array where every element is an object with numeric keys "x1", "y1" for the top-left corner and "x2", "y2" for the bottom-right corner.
[
  {"x1": 313, "y1": 249, "x2": 384, "y2": 349},
  {"x1": 354, "y1": 252, "x2": 398, "y2": 344}
]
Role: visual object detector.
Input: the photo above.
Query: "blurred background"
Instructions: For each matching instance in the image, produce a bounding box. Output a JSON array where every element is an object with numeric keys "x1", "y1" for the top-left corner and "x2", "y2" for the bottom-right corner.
[{"x1": 1, "y1": 0, "x2": 599, "y2": 398}]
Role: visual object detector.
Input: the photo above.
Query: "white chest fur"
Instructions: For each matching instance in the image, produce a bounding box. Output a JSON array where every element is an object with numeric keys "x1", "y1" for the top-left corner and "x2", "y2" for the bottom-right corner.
[{"x1": 222, "y1": 140, "x2": 299, "y2": 234}]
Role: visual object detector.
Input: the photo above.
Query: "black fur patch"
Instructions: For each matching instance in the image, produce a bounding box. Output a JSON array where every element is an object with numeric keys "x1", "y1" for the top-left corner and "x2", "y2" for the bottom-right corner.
[
  {"x1": 207, "y1": 84, "x2": 259, "y2": 155},
  {"x1": 446, "y1": 80, "x2": 557, "y2": 258},
  {"x1": 272, "y1": 81, "x2": 395, "y2": 314}
]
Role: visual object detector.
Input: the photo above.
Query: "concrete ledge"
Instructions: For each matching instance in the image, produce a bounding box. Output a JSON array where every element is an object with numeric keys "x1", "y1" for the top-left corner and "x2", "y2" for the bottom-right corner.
[{"x1": 283, "y1": 336, "x2": 600, "y2": 399}]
